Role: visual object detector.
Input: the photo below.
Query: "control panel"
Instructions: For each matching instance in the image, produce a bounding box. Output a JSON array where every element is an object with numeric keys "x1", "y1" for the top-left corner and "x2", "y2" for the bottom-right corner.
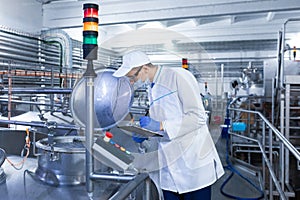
[{"x1": 93, "y1": 132, "x2": 134, "y2": 171}]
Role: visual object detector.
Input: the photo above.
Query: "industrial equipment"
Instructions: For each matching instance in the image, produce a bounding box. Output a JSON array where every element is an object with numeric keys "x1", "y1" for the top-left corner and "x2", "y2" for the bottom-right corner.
[
  {"x1": 35, "y1": 136, "x2": 88, "y2": 186},
  {"x1": 70, "y1": 68, "x2": 133, "y2": 130}
]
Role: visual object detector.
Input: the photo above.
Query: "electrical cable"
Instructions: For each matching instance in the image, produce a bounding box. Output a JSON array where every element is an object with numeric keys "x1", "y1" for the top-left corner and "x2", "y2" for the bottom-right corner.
[
  {"x1": 5, "y1": 128, "x2": 31, "y2": 170},
  {"x1": 220, "y1": 100, "x2": 264, "y2": 200}
]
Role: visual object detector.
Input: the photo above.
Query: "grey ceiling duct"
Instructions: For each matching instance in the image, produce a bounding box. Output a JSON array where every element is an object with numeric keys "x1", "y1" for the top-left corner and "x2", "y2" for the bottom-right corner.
[{"x1": 41, "y1": 29, "x2": 73, "y2": 68}]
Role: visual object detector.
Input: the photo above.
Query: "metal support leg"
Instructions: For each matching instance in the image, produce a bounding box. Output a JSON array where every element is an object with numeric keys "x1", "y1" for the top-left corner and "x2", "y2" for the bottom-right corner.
[
  {"x1": 145, "y1": 177, "x2": 151, "y2": 200},
  {"x1": 84, "y1": 60, "x2": 97, "y2": 199}
]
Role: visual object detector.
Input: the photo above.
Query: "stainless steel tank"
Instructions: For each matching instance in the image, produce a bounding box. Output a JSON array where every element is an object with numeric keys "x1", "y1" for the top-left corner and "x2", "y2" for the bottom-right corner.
[
  {"x1": 35, "y1": 68, "x2": 133, "y2": 185},
  {"x1": 35, "y1": 136, "x2": 87, "y2": 186}
]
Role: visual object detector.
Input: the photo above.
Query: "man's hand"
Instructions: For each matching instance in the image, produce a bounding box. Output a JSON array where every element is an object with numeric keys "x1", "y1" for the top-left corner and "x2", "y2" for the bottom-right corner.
[
  {"x1": 132, "y1": 133, "x2": 147, "y2": 143},
  {"x1": 139, "y1": 116, "x2": 161, "y2": 132}
]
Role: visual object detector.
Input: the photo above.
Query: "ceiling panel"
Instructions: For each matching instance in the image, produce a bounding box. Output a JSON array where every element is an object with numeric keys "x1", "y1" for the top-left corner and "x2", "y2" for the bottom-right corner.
[{"x1": 38, "y1": 0, "x2": 300, "y2": 76}]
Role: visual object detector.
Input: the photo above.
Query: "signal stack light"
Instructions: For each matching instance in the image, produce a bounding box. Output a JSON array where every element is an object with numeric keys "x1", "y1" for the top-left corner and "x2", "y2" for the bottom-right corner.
[
  {"x1": 83, "y1": 3, "x2": 99, "y2": 60},
  {"x1": 182, "y1": 58, "x2": 189, "y2": 70},
  {"x1": 82, "y1": 3, "x2": 99, "y2": 195}
]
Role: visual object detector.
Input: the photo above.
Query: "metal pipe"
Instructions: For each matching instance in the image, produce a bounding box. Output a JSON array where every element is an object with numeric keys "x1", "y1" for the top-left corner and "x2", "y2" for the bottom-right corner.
[
  {"x1": 280, "y1": 20, "x2": 286, "y2": 89},
  {"x1": 220, "y1": 64, "x2": 224, "y2": 121},
  {"x1": 262, "y1": 121, "x2": 266, "y2": 193},
  {"x1": 229, "y1": 106, "x2": 300, "y2": 198},
  {"x1": 230, "y1": 132, "x2": 287, "y2": 200},
  {"x1": 269, "y1": 127, "x2": 274, "y2": 200},
  {"x1": 108, "y1": 173, "x2": 149, "y2": 200},
  {"x1": 0, "y1": 119, "x2": 78, "y2": 130},
  {"x1": 145, "y1": 176, "x2": 151, "y2": 200},
  {"x1": 280, "y1": 93, "x2": 285, "y2": 190},
  {"x1": 89, "y1": 172, "x2": 135, "y2": 182},
  {"x1": 276, "y1": 31, "x2": 282, "y2": 90},
  {"x1": 285, "y1": 84, "x2": 291, "y2": 187},
  {"x1": 271, "y1": 78, "x2": 275, "y2": 124},
  {"x1": 7, "y1": 67, "x2": 12, "y2": 124},
  {"x1": 0, "y1": 26, "x2": 61, "y2": 66},
  {"x1": 31, "y1": 129, "x2": 42, "y2": 157},
  {"x1": 233, "y1": 149, "x2": 279, "y2": 155},
  {"x1": 84, "y1": 60, "x2": 97, "y2": 197},
  {"x1": 215, "y1": 69, "x2": 218, "y2": 116},
  {"x1": 0, "y1": 69, "x2": 80, "y2": 79},
  {"x1": 41, "y1": 29, "x2": 73, "y2": 68},
  {"x1": 229, "y1": 108, "x2": 300, "y2": 161},
  {"x1": 232, "y1": 143, "x2": 280, "y2": 149},
  {"x1": 0, "y1": 88, "x2": 72, "y2": 94},
  {"x1": 0, "y1": 99, "x2": 62, "y2": 107}
]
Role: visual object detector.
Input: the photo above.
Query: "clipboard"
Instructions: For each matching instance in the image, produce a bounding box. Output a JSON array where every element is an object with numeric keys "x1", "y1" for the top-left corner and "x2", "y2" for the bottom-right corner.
[{"x1": 117, "y1": 121, "x2": 163, "y2": 137}]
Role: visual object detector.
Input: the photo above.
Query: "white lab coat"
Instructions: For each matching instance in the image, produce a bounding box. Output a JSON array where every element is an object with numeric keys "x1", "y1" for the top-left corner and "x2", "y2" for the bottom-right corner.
[{"x1": 147, "y1": 66, "x2": 224, "y2": 194}]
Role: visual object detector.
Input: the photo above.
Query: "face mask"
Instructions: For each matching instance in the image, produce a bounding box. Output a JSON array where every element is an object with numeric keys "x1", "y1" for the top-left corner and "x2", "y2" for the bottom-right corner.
[
  {"x1": 133, "y1": 77, "x2": 151, "y2": 90},
  {"x1": 133, "y1": 78, "x2": 144, "y2": 90}
]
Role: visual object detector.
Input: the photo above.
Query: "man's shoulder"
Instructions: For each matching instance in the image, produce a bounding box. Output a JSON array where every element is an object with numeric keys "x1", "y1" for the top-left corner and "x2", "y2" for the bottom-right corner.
[
  {"x1": 163, "y1": 67, "x2": 195, "y2": 79},
  {"x1": 163, "y1": 66, "x2": 190, "y2": 74}
]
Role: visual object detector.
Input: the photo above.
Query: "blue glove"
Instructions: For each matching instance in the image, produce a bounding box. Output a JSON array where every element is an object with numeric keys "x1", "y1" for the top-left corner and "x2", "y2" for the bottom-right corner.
[
  {"x1": 139, "y1": 116, "x2": 160, "y2": 132},
  {"x1": 132, "y1": 134, "x2": 147, "y2": 143}
]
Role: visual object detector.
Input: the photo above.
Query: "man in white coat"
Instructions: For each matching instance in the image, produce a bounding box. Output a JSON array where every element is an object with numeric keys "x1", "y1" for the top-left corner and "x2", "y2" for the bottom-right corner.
[{"x1": 113, "y1": 50, "x2": 224, "y2": 200}]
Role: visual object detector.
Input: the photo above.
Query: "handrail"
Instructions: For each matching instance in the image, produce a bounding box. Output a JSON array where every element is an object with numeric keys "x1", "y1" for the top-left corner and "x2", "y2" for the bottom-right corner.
[
  {"x1": 108, "y1": 173, "x2": 150, "y2": 200},
  {"x1": 230, "y1": 132, "x2": 286, "y2": 200},
  {"x1": 228, "y1": 106, "x2": 300, "y2": 199},
  {"x1": 229, "y1": 108, "x2": 300, "y2": 161}
]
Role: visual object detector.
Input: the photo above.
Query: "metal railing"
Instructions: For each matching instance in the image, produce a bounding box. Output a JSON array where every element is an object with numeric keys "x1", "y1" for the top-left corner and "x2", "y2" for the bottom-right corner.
[{"x1": 228, "y1": 107, "x2": 300, "y2": 200}]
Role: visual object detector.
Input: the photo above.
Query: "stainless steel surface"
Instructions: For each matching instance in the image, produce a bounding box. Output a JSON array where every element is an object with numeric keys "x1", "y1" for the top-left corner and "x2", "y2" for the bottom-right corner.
[
  {"x1": 0, "y1": 156, "x2": 123, "y2": 200},
  {"x1": 0, "y1": 125, "x2": 270, "y2": 200},
  {"x1": 35, "y1": 136, "x2": 89, "y2": 186},
  {"x1": 90, "y1": 172, "x2": 135, "y2": 182},
  {"x1": 284, "y1": 75, "x2": 300, "y2": 84},
  {"x1": 265, "y1": 59, "x2": 300, "y2": 97},
  {"x1": 70, "y1": 68, "x2": 133, "y2": 130},
  {"x1": 42, "y1": 29, "x2": 73, "y2": 68},
  {"x1": 0, "y1": 27, "x2": 59, "y2": 66},
  {"x1": 0, "y1": 118, "x2": 78, "y2": 131},
  {"x1": 84, "y1": 62, "x2": 96, "y2": 195},
  {"x1": 285, "y1": 83, "x2": 291, "y2": 190},
  {"x1": 0, "y1": 26, "x2": 66, "y2": 89},
  {"x1": 108, "y1": 173, "x2": 149, "y2": 200}
]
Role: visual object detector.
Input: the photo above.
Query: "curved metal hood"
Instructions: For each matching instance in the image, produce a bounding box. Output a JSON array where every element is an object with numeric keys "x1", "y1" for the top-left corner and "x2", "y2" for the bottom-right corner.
[{"x1": 70, "y1": 68, "x2": 133, "y2": 130}]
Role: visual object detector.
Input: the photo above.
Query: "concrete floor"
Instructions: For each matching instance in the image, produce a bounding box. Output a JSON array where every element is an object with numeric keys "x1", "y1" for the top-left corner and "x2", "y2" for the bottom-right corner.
[{"x1": 0, "y1": 125, "x2": 265, "y2": 200}]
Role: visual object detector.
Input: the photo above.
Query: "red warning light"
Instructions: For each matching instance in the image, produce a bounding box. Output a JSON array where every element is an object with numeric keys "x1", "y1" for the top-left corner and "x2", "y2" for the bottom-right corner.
[
  {"x1": 84, "y1": 7, "x2": 98, "y2": 18},
  {"x1": 83, "y1": 3, "x2": 99, "y2": 60},
  {"x1": 182, "y1": 58, "x2": 188, "y2": 69}
]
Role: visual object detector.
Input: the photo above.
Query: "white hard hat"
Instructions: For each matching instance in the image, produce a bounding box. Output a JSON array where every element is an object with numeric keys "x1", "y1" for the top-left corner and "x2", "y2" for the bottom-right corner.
[{"x1": 113, "y1": 51, "x2": 150, "y2": 77}]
